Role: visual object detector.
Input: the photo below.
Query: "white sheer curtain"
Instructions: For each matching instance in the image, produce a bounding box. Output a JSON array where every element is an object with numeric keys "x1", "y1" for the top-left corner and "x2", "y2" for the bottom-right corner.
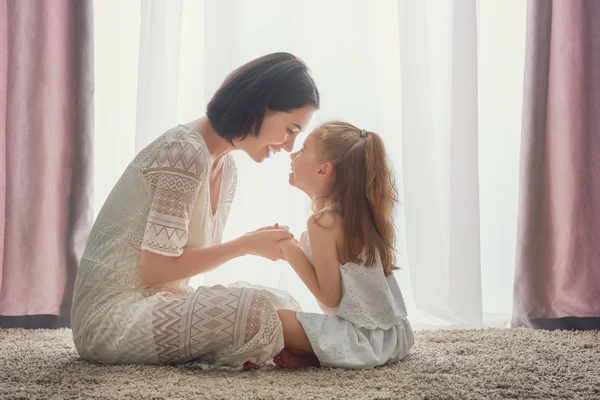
[{"x1": 93, "y1": 0, "x2": 526, "y2": 329}]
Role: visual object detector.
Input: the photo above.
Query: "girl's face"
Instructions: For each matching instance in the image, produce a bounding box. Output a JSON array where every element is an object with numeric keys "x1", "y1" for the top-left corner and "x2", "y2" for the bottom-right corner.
[
  {"x1": 235, "y1": 105, "x2": 315, "y2": 163},
  {"x1": 289, "y1": 133, "x2": 327, "y2": 195}
]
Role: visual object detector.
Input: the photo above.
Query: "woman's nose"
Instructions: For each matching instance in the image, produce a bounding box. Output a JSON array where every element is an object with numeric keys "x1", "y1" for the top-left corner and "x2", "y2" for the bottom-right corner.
[{"x1": 282, "y1": 135, "x2": 297, "y2": 152}]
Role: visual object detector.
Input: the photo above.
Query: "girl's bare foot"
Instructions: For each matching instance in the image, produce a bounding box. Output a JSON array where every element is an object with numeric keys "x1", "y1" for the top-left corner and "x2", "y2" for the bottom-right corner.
[
  {"x1": 273, "y1": 348, "x2": 320, "y2": 369},
  {"x1": 243, "y1": 361, "x2": 259, "y2": 370}
]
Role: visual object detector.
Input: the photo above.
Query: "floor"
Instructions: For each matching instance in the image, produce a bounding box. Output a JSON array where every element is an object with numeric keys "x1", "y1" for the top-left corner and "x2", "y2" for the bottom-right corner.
[{"x1": 1, "y1": 327, "x2": 599, "y2": 399}]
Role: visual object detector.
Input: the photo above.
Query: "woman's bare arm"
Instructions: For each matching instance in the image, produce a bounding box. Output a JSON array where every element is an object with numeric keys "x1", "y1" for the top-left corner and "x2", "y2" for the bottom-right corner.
[
  {"x1": 140, "y1": 229, "x2": 292, "y2": 286},
  {"x1": 140, "y1": 238, "x2": 245, "y2": 286}
]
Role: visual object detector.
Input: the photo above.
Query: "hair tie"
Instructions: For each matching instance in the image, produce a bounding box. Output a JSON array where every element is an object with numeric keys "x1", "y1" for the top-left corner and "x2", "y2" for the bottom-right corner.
[{"x1": 359, "y1": 129, "x2": 368, "y2": 139}]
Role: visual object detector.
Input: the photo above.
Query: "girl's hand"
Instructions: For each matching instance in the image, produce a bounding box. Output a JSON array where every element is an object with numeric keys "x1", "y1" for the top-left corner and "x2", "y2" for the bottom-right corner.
[
  {"x1": 242, "y1": 229, "x2": 293, "y2": 261},
  {"x1": 251, "y1": 223, "x2": 290, "y2": 233}
]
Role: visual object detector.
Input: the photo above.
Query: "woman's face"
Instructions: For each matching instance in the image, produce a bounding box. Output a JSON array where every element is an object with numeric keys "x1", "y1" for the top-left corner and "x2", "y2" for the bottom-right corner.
[{"x1": 236, "y1": 105, "x2": 315, "y2": 163}]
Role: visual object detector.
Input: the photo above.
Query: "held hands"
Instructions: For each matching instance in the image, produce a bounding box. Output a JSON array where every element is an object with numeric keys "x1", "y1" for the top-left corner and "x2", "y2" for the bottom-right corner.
[
  {"x1": 277, "y1": 235, "x2": 301, "y2": 262},
  {"x1": 243, "y1": 223, "x2": 294, "y2": 261},
  {"x1": 250, "y1": 223, "x2": 290, "y2": 233},
  {"x1": 258, "y1": 223, "x2": 301, "y2": 247}
]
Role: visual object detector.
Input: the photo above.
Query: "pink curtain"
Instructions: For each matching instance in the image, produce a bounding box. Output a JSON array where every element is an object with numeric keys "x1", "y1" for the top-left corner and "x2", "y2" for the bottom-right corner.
[
  {"x1": 0, "y1": 0, "x2": 93, "y2": 328},
  {"x1": 513, "y1": 0, "x2": 600, "y2": 330}
]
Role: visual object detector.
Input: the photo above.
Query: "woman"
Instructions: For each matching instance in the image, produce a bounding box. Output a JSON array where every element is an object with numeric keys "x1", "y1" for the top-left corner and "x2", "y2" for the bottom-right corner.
[{"x1": 71, "y1": 53, "x2": 319, "y2": 369}]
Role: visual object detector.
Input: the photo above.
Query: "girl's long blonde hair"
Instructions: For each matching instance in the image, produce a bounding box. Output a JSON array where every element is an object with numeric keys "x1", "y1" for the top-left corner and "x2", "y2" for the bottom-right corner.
[{"x1": 312, "y1": 121, "x2": 399, "y2": 276}]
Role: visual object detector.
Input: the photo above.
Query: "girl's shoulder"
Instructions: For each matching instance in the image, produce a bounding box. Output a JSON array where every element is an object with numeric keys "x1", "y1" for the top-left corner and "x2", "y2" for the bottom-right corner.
[
  {"x1": 307, "y1": 210, "x2": 344, "y2": 248},
  {"x1": 307, "y1": 211, "x2": 348, "y2": 265},
  {"x1": 307, "y1": 210, "x2": 342, "y2": 231}
]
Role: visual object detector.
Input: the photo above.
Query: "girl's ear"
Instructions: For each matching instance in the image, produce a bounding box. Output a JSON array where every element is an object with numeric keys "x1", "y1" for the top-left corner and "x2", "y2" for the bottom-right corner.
[{"x1": 317, "y1": 162, "x2": 334, "y2": 180}]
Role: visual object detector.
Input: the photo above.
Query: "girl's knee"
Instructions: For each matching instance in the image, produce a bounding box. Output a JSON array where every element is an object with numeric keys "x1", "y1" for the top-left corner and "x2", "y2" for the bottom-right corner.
[
  {"x1": 276, "y1": 310, "x2": 314, "y2": 355},
  {"x1": 277, "y1": 309, "x2": 298, "y2": 335},
  {"x1": 277, "y1": 309, "x2": 296, "y2": 321}
]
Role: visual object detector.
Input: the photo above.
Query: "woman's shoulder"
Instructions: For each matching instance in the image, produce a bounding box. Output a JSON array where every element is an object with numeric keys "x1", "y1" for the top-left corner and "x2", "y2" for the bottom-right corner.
[
  {"x1": 225, "y1": 152, "x2": 237, "y2": 172},
  {"x1": 157, "y1": 124, "x2": 207, "y2": 155},
  {"x1": 136, "y1": 125, "x2": 210, "y2": 178}
]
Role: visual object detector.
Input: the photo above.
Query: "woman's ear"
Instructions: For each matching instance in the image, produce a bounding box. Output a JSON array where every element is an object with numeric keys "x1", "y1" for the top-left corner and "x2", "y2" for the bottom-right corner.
[{"x1": 316, "y1": 162, "x2": 334, "y2": 180}]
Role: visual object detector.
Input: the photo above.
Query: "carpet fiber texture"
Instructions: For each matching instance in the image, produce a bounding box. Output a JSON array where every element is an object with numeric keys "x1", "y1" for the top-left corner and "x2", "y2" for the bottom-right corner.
[{"x1": 1, "y1": 328, "x2": 599, "y2": 399}]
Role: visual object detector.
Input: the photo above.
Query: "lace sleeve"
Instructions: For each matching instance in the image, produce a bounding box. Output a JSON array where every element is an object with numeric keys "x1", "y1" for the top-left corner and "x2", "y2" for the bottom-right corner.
[{"x1": 141, "y1": 140, "x2": 207, "y2": 256}]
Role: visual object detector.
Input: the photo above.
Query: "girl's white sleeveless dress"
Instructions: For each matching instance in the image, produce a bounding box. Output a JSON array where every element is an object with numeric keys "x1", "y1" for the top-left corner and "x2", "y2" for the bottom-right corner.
[{"x1": 296, "y1": 231, "x2": 414, "y2": 369}]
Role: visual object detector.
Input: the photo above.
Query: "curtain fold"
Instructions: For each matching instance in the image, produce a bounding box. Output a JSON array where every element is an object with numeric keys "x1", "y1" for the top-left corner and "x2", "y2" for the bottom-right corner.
[
  {"x1": 400, "y1": 0, "x2": 483, "y2": 327},
  {"x1": 135, "y1": 0, "x2": 183, "y2": 153},
  {"x1": 512, "y1": 0, "x2": 600, "y2": 330},
  {"x1": 0, "y1": 0, "x2": 7, "y2": 298},
  {"x1": 448, "y1": 0, "x2": 482, "y2": 326},
  {"x1": 0, "y1": 0, "x2": 94, "y2": 328}
]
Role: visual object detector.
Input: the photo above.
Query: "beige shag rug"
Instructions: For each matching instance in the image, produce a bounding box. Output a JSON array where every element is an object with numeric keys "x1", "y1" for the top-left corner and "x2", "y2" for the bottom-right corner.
[{"x1": 1, "y1": 328, "x2": 599, "y2": 400}]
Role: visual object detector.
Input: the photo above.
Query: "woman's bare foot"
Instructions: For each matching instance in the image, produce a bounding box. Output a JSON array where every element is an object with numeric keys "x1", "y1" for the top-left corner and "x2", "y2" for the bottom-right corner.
[
  {"x1": 243, "y1": 361, "x2": 259, "y2": 370},
  {"x1": 273, "y1": 348, "x2": 320, "y2": 369}
]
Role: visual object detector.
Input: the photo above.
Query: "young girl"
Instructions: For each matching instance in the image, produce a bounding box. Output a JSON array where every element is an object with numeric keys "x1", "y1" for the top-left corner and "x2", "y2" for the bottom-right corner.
[{"x1": 273, "y1": 121, "x2": 414, "y2": 369}]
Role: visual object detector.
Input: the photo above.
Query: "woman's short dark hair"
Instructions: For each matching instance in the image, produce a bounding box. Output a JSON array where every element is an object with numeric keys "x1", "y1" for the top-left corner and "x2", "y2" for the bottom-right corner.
[{"x1": 206, "y1": 52, "x2": 320, "y2": 143}]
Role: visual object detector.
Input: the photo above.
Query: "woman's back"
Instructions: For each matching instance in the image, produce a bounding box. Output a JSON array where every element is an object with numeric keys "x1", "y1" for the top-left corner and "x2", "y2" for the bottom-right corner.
[{"x1": 71, "y1": 125, "x2": 237, "y2": 363}]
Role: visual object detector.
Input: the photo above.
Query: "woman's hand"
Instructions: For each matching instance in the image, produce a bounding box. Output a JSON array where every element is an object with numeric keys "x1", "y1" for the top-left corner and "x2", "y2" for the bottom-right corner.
[{"x1": 242, "y1": 229, "x2": 294, "y2": 261}]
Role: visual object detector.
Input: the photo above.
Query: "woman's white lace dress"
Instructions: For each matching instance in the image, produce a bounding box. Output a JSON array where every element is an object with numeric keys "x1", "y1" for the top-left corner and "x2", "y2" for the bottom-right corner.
[{"x1": 71, "y1": 125, "x2": 299, "y2": 369}]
